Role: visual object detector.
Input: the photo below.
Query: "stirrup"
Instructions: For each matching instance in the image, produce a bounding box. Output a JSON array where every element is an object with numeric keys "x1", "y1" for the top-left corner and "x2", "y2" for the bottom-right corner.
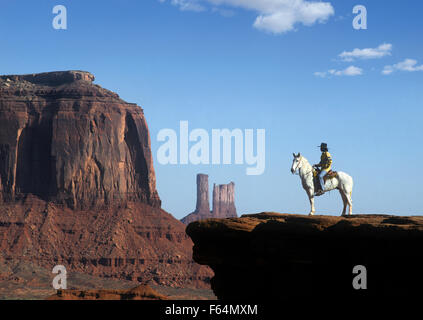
[{"x1": 314, "y1": 190, "x2": 324, "y2": 196}]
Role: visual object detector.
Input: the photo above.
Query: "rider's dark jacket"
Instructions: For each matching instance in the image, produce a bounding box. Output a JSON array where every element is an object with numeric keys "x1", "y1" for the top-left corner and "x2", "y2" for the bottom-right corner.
[{"x1": 318, "y1": 152, "x2": 332, "y2": 171}]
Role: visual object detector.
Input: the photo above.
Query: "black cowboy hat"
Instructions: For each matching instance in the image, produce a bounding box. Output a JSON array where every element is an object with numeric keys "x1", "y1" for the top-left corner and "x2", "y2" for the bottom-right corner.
[{"x1": 318, "y1": 143, "x2": 328, "y2": 150}]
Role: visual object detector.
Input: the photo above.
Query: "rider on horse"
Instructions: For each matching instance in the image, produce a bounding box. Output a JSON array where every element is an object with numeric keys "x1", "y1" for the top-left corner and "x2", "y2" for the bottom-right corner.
[{"x1": 314, "y1": 143, "x2": 332, "y2": 196}]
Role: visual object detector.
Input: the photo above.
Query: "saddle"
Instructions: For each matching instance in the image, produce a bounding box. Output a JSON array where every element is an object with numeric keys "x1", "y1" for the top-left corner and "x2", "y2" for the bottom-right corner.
[{"x1": 313, "y1": 169, "x2": 338, "y2": 191}]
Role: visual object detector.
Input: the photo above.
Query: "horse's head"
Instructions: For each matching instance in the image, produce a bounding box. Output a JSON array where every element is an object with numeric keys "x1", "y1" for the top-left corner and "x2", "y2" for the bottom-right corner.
[{"x1": 291, "y1": 153, "x2": 302, "y2": 174}]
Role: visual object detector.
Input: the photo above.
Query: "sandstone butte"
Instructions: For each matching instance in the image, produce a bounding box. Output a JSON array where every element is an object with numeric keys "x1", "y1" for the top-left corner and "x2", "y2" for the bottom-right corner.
[
  {"x1": 0, "y1": 71, "x2": 212, "y2": 291},
  {"x1": 187, "y1": 212, "x2": 423, "y2": 299},
  {"x1": 181, "y1": 174, "x2": 237, "y2": 225}
]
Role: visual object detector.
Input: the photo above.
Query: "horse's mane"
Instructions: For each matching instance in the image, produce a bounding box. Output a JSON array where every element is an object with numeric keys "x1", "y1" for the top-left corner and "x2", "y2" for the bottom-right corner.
[{"x1": 300, "y1": 155, "x2": 311, "y2": 166}]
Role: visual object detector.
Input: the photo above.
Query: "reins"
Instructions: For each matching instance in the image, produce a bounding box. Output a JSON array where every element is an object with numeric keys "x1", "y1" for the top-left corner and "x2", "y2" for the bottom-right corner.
[{"x1": 294, "y1": 158, "x2": 313, "y2": 178}]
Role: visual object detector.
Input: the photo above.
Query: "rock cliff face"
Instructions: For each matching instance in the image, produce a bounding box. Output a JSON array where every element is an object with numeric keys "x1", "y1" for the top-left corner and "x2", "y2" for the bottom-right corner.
[
  {"x1": 181, "y1": 174, "x2": 237, "y2": 225},
  {"x1": 0, "y1": 71, "x2": 212, "y2": 289},
  {"x1": 187, "y1": 213, "x2": 423, "y2": 298},
  {"x1": 0, "y1": 71, "x2": 160, "y2": 209}
]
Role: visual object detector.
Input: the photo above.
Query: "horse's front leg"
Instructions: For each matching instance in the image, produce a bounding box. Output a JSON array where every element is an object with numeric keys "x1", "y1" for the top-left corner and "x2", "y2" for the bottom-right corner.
[
  {"x1": 339, "y1": 190, "x2": 347, "y2": 216},
  {"x1": 307, "y1": 188, "x2": 316, "y2": 216}
]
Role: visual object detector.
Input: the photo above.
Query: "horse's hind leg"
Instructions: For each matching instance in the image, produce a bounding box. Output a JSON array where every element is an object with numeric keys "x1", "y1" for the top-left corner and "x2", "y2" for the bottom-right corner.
[
  {"x1": 346, "y1": 191, "x2": 353, "y2": 215},
  {"x1": 339, "y1": 189, "x2": 348, "y2": 216},
  {"x1": 307, "y1": 188, "x2": 316, "y2": 216}
]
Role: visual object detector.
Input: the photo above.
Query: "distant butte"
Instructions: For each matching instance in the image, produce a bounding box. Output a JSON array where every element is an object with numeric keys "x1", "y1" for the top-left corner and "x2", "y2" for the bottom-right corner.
[{"x1": 181, "y1": 174, "x2": 237, "y2": 225}]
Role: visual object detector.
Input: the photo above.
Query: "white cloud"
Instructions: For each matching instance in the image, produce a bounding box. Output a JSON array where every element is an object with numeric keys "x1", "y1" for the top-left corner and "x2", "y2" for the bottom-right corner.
[
  {"x1": 160, "y1": 0, "x2": 206, "y2": 12},
  {"x1": 382, "y1": 66, "x2": 394, "y2": 75},
  {"x1": 382, "y1": 59, "x2": 423, "y2": 75},
  {"x1": 315, "y1": 66, "x2": 363, "y2": 78},
  {"x1": 211, "y1": 7, "x2": 236, "y2": 17},
  {"x1": 313, "y1": 71, "x2": 327, "y2": 78},
  {"x1": 339, "y1": 43, "x2": 392, "y2": 62},
  {"x1": 160, "y1": 0, "x2": 335, "y2": 34}
]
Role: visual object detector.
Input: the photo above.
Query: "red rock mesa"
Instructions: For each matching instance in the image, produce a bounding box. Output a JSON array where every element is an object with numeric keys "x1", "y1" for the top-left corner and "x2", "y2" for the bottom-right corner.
[{"x1": 0, "y1": 71, "x2": 212, "y2": 289}]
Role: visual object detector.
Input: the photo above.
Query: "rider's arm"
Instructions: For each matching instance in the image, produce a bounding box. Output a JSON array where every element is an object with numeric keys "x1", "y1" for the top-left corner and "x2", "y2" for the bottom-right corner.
[{"x1": 315, "y1": 155, "x2": 324, "y2": 167}]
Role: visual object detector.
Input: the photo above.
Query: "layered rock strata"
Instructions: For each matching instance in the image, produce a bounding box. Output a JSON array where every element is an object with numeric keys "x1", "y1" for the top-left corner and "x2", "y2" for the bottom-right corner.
[
  {"x1": 0, "y1": 70, "x2": 160, "y2": 209},
  {"x1": 47, "y1": 285, "x2": 168, "y2": 300}
]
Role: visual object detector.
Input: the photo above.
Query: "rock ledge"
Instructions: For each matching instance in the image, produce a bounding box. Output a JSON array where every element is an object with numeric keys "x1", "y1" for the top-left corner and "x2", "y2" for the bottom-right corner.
[{"x1": 187, "y1": 212, "x2": 423, "y2": 298}]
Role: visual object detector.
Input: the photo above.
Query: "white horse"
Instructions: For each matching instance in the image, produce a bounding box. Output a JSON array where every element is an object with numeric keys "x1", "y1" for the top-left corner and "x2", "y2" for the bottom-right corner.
[{"x1": 290, "y1": 153, "x2": 354, "y2": 216}]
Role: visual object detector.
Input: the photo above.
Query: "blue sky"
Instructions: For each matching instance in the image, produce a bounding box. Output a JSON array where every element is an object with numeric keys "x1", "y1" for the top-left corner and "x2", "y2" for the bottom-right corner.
[{"x1": 1, "y1": 0, "x2": 422, "y2": 217}]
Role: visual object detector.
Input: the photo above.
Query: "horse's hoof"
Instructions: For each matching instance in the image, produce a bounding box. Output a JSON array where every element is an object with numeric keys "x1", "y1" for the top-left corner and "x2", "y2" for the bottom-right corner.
[{"x1": 309, "y1": 213, "x2": 315, "y2": 216}]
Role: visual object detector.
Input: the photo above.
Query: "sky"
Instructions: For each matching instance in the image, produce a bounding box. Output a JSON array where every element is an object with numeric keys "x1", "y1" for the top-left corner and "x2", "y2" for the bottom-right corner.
[{"x1": 0, "y1": 0, "x2": 422, "y2": 218}]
